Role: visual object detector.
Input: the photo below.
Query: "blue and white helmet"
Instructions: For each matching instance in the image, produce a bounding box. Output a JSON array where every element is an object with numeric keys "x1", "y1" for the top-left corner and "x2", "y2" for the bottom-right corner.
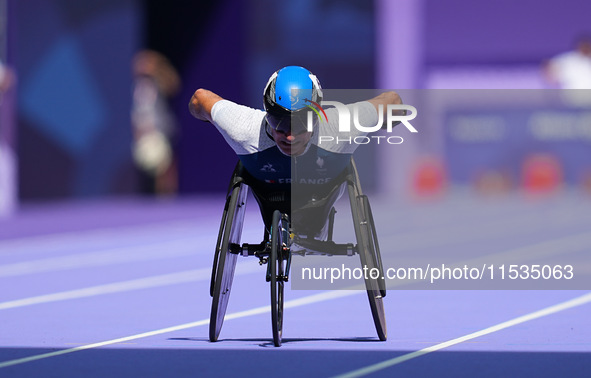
[{"x1": 263, "y1": 66, "x2": 323, "y2": 134}]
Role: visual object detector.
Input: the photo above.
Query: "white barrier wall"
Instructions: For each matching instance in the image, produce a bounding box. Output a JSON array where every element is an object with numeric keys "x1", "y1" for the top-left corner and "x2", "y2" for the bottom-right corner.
[
  {"x1": 0, "y1": 0, "x2": 16, "y2": 217},
  {"x1": 375, "y1": 0, "x2": 424, "y2": 198}
]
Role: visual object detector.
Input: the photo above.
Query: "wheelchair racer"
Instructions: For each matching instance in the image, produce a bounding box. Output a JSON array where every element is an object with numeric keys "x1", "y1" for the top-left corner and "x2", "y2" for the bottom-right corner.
[{"x1": 189, "y1": 66, "x2": 401, "y2": 238}]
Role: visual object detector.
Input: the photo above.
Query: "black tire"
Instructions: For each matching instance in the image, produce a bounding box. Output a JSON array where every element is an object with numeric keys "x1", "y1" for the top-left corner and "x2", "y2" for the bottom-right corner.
[
  {"x1": 270, "y1": 210, "x2": 286, "y2": 347},
  {"x1": 209, "y1": 184, "x2": 248, "y2": 342},
  {"x1": 347, "y1": 163, "x2": 387, "y2": 341},
  {"x1": 356, "y1": 196, "x2": 387, "y2": 340},
  {"x1": 361, "y1": 195, "x2": 386, "y2": 298}
]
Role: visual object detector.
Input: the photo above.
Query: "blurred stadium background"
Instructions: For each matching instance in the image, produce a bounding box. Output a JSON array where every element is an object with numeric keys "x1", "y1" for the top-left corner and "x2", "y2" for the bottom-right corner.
[{"x1": 1, "y1": 0, "x2": 591, "y2": 216}]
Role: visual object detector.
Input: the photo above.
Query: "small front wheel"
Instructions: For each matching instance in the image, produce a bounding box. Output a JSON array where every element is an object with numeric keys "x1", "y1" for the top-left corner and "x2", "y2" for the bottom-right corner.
[{"x1": 270, "y1": 210, "x2": 287, "y2": 347}]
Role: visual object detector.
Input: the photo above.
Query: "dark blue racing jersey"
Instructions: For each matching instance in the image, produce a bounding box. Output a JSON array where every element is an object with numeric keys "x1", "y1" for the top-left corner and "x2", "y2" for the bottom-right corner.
[{"x1": 210, "y1": 99, "x2": 378, "y2": 189}]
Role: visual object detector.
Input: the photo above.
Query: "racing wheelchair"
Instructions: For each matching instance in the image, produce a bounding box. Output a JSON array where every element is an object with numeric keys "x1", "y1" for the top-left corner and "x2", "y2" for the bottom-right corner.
[{"x1": 209, "y1": 158, "x2": 386, "y2": 347}]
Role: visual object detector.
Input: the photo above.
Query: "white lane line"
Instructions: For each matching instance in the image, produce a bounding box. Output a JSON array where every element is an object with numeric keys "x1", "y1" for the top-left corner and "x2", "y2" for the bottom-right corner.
[
  {"x1": 381, "y1": 230, "x2": 591, "y2": 280},
  {"x1": 376, "y1": 212, "x2": 591, "y2": 254},
  {"x1": 333, "y1": 291, "x2": 591, "y2": 378},
  {"x1": 0, "y1": 290, "x2": 359, "y2": 369},
  {"x1": 3, "y1": 200, "x2": 586, "y2": 277},
  {"x1": 0, "y1": 263, "x2": 260, "y2": 310},
  {"x1": 0, "y1": 238, "x2": 200, "y2": 277},
  {"x1": 0, "y1": 220, "x2": 201, "y2": 256},
  {"x1": 0, "y1": 228, "x2": 263, "y2": 278}
]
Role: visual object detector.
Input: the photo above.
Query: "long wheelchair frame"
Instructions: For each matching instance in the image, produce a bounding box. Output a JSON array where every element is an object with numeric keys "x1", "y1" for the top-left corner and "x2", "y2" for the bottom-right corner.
[{"x1": 209, "y1": 158, "x2": 386, "y2": 347}]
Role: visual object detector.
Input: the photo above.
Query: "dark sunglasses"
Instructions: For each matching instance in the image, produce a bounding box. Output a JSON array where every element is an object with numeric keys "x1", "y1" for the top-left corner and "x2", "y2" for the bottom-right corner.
[{"x1": 265, "y1": 110, "x2": 316, "y2": 136}]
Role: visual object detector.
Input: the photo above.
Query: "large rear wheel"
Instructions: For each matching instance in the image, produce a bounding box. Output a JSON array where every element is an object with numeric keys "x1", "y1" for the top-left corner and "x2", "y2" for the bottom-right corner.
[
  {"x1": 355, "y1": 195, "x2": 387, "y2": 341},
  {"x1": 347, "y1": 162, "x2": 387, "y2": 341},
  {"x1": 209, "y1": 183, "x2": 248, "y2": 342}
]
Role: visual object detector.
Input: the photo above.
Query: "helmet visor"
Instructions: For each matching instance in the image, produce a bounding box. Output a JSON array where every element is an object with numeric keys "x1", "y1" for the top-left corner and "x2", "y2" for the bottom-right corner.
[{"x1": 265, "y1": 110, "x2": 314, "y2": 135}]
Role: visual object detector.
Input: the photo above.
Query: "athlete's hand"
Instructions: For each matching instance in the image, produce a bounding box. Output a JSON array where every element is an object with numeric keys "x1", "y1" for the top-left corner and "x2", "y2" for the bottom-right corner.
[
  {"x1": 367, "y1": 91, "x2": 402, "y2": 113},
  {"x1": 367, "y1": 91, "x2": 404, "y2": 129},
  {"x1": 189, "y1": 88, "x2": 223, "y2": 123}
]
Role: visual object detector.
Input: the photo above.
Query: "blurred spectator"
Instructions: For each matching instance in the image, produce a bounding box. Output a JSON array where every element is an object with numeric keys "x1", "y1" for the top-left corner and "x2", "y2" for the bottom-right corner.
[
  {"x1": 131, "y1": 50, "x2": 180, "y2": 196},
  {"x1": 0, "y1": 57, "x2": 15, "y2": 99},
  {"x1": 543, "y1": 35, "x2": 591, "y2": 89},
  {"x1": 0, "y1": 58, "x2": 16, "y2": 216}
]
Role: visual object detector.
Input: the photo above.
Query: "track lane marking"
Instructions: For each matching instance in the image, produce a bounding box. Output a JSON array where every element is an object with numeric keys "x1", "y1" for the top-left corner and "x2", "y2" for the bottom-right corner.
[
  {"x1": 0, "y1": 220, "x2": 201, "y2": 255},
  {"x1": 3, "y1": 204, "x2": 588, "y2": 277},
  {"x1": 333, "y1": 291, "x2": 591, "y2": 378},
  {"x1": 0, "y1": 264, "x2": 260, "y2": 310},
  {"x1": 0, "y1": 290, "x2": 359, "y2": 369},
  {"x1": 0, "y1": 239, "x2": 198, "y2": 277},
  {"x1": 0, "y1": 228, "x2": 262, "y2": 277}
]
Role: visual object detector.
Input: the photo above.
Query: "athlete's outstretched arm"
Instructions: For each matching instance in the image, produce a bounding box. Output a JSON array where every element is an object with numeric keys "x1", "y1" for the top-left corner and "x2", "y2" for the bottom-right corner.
[
  {"x1": 188, "y1": 88, "x2": 224, "y2": 123},
  {"x1": 367, "y1": 91, "x2": 402, "y2": 113},
  {"x1": 367, "y1": 91, "x2": 405, "y2": 129}
]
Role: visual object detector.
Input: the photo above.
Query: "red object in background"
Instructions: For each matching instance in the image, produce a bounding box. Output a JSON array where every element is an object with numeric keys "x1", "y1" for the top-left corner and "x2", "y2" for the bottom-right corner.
[
  {"x1": 522, "y1": 154, "x2": 563, "y2": 193},
  {"x1": 412, "y1": 156, "x2": 446, "y2": 197}
]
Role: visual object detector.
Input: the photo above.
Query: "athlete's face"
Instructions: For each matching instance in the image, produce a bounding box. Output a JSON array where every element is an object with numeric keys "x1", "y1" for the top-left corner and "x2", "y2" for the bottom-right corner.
[{"x1": 270, "y1": 128, "x2": 313, "y2": 156}]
